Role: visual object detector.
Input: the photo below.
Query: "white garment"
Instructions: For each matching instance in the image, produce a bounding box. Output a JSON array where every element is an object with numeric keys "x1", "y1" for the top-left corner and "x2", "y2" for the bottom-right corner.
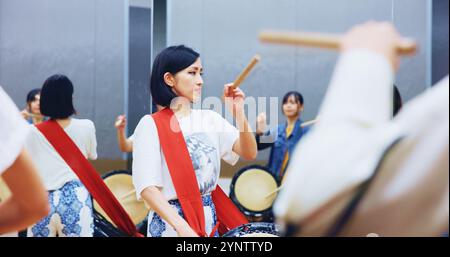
[
  {"x1": 0, "y1": 86, "x2": 30, "y2": 175},
  {"x1": 132, "y1": 109, "x2": 239, "y2": 201},
  {"x1": 24, "y1": 118, "x2": 98, "y2": 191},
  {"x1": 274, "y1": 49, "x2": 449, "y2": 236},
  {"x1": 128, "y1": 134, "x2": 135, "y2": 143}
]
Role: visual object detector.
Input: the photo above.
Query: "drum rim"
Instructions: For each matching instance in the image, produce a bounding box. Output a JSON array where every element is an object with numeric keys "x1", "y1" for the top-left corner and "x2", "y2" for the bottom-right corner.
[
  {"x1": 101, "y1": 169, "x2": 132, "y2": 179},
  {"x1": 93, "y1": 211, "x2": 129, "y2": 237},
  {"x1": 229, "y1": 165, "x2": 280, "y2": 216},
  {"x1": 222, "y1": 222, "x2": 281, "y2": 237}
]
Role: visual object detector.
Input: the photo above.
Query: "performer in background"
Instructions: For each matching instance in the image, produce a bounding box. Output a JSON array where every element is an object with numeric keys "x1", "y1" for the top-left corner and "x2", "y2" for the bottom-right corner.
[
  {"x1": 20, "y1": 88, "x2": 47, "y2": 125},
  {"x1": 25, "y1": 74, "x2": 98, "y2": 237},
  {"x1": 255, "y1": 91, "x2": 311, "y2": 181}
]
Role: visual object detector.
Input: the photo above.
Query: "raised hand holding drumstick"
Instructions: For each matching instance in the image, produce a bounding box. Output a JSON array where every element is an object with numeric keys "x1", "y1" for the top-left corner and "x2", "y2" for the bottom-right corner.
[
  {"x1": 256, "y1": 112, "x2": 267, "y2": 135},
  {"x1": 115, "y1": 115, "x2": 133, "y2": 153}
]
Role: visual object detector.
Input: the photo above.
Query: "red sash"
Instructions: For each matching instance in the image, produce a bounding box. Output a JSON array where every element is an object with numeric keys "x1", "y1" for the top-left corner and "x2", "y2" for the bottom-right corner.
[
  {"x1": 152, "y1": 108, "x2": 247, "y2": 237},
  {"x1": 36, "y1": 120, "x2": 143, "y2": 237}
]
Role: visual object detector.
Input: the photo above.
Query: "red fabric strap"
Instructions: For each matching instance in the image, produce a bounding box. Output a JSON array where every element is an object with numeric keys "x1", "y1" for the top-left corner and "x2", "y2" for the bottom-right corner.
[
  {"x1": 152, "y1": 109, "x2": 207, "y2": 237},
  {"x1": 36, "y1": 120, "x2": 143, "y2": 237},
  {"x1": 152, "y1": 108, "x2": 247, "y2": 237},
  {"x1": 211, "y1": 186, "x2": 248, "y2": 235}
]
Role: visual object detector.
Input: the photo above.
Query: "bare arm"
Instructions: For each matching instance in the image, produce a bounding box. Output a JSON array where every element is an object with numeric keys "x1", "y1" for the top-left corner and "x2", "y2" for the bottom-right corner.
[
  {"x1": 0, "y1": 149, "x2": 49, "y2": 234},
  {"x1": 223, "y1": 84, "x2": 258, "y2": 160},
  {"x1": 141, "y1": 186, "x2": 198, "y2": 237},
  {"x1": 115, "y1": 115, "x2": 133, "y2": 153},
  {"x1": 233, "y1": 112, "x2": 258, "y2": 160}
]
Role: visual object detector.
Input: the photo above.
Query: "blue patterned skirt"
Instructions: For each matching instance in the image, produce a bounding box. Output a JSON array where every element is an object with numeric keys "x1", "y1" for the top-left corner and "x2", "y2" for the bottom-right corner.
[
  {"x1": 28, "y1": 180, "x2": 94, "y2": 237},
  {"x1": 147, "y1": 194, "x2": 219, "y2": 237}
]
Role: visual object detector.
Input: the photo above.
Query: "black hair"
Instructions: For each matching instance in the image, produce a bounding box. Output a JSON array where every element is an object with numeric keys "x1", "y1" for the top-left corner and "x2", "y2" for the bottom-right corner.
[
  {"x1": 150, "y1": 45, "x2": 200, "y2": 107},
  {"x1": 282, "y1": 91, "x2": 304, "y2": 106},
  {"x1": 40, "y1": 74, "x2": 76, "y2": 119},
  {"x1": 393, "y1": 84, "x2": 403, "y2": 117},
  {"x1": 26, "y1": 88, "x2": 41, "y2": 103}
]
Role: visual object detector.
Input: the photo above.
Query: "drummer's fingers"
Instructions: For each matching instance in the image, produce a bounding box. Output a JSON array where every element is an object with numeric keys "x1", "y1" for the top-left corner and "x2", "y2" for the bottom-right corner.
[
  {"x1": 223, "y1": 83, "x2": 234, "y2": 96},
  {"x1": 118, "y1": 115, "x2": 128, "y2": 123},
  {"x1": 115, "y1": 116, "x2": 126, "y2": 128},
  {"x1": 257, "y1": 112, "x2": 266, "y2": 121},
  {"x1": 232, "y1": 88, "x2": 245, "y2": 98}
]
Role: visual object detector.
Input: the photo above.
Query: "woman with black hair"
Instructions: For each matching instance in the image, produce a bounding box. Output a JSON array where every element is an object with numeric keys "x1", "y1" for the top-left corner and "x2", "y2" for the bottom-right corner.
[
  {"x1": 132, "y1": 45, "x2": 257, "y2": 237},
  {"x1": 20, "y1": 88, "x2": 46, "y2": 125},
  {"x1": 24, "y1": 74, "x2": 97, "y2": 237},
  {"x1": 255, "y1": 91, "x2": 311, "y2": 181}
]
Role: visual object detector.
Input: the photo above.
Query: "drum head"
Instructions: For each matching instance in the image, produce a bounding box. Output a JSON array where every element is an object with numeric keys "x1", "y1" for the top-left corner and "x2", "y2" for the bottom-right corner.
[
  {"x1": 223, "y1": 222, "x2": 280, "y2": 237},
  {"x1": 93, "y1": 170, "x2": 149, "y2": 227},
  {"x1": 230, "y1": 165, "x2": 279, "y2": 215}
]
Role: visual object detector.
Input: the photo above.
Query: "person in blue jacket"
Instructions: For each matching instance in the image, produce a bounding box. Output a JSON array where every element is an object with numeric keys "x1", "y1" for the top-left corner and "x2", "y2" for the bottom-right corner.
[{"x1": 256, "y1": 91, "x2": 312, "y2": 181}]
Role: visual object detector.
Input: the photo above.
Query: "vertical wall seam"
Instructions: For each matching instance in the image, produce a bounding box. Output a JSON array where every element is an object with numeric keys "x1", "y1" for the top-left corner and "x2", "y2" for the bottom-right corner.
[
  {"x1": 93, "y1": 0, "x2": 98, "y2": 120},
  {"x1": 426, "y1": 0, "x2": 433, "y2": 87},
  {"x1": 123, "y1": 0, "x2": 130, "y2": 160}
]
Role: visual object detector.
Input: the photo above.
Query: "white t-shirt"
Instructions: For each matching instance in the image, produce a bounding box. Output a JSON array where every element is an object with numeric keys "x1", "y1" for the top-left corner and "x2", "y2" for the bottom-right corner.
[
  {"x1": 0, "y1": 87, "x2": 30, "y2": 175},
  {"x1": 132, "y1": 109, "x2": 240, "y2": 201},
  {"x1": 25, "y1": 118, "x2": 98, "y2": 191}
]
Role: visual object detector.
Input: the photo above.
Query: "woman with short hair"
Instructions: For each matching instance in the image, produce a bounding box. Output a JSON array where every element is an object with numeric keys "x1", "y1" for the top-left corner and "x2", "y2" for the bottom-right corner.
[{"x1": 25, "y1": 74, "x2": 97, "y2": 237}]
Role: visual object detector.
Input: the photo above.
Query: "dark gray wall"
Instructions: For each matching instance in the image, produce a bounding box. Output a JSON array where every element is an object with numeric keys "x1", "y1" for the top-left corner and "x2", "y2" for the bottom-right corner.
[
  {"x1": 0, "y1": 0, "x2": 126, "y2": 159},
  {"x1": 128, "y1": 6, "x2": 152, "y2": 142},
  {"x1": 153, "y1": 0, "x2": 167, "y2": 59},
  {"x1": 432, "y1": 0, "x2": 449, "y2": 84}
]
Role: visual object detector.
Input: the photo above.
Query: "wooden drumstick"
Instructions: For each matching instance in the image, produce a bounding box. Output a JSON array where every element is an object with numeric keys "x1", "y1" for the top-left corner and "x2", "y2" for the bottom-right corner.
[
  {"x1": 231, "y1": 54, "x2": 261, "y2": 90},
  {"x1": 265, "y1": 185, "x2": 285, "y2": 199},
  {"x1": 121, "y1": 189, "x2": 136, "y2": 200},
  {"x1": 301, "y1": 118, "x2": 318, "y2": 128},
  {"x1": 259, "y1": 31, "x2": 417, "y2": 55}
]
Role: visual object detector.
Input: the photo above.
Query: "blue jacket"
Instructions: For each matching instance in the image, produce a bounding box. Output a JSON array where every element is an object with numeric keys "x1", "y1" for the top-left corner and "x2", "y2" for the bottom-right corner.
[{"x1": 256, "y1": 119, "x2": 310, "y2": 180}]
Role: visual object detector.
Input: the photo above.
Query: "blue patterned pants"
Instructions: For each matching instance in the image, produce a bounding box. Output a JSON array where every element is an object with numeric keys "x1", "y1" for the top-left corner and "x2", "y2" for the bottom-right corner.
[
  {"x1": 28, "y1": 180, "x2": 94, "y2": 237},
  {"x1": 148, "y1": 194, "x2": 219, "y2": 237}
]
